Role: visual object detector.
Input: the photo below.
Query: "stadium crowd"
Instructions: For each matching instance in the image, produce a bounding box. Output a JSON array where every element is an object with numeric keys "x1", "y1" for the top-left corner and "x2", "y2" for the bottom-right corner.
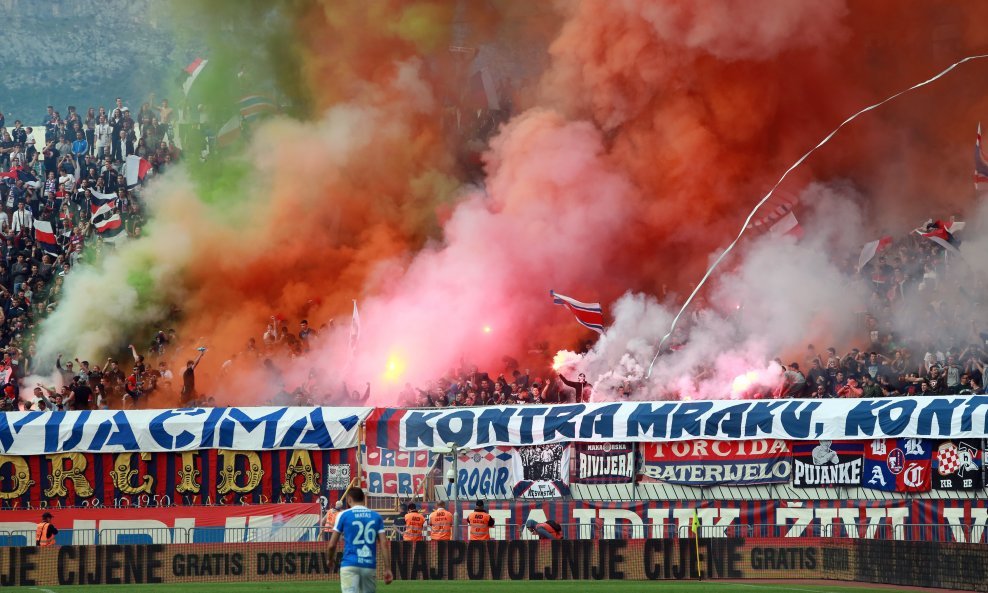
[
  {"x1": 0, "y1": 99, "x2": 985, "y2": 413},
  {"x1": 393, "y1": 227, "x2": 988, "y2": 407},
  {"x1": 0, "y1": 98, "x2": 180, "y2": 411}
]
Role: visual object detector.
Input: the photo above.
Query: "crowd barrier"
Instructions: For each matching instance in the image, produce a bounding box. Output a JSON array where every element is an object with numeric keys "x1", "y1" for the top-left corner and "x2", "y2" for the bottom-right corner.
[
  {"x1": 1, "y1": 522, "x2": 984, "y2": 547},
  {"x1": 0, "y1": 538, "x2": 986, "y2": 589}
]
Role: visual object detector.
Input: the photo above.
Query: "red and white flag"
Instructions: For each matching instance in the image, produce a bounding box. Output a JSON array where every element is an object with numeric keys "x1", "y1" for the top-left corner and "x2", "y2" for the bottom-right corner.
[
  {"x1": 34, "y1": 219, "x2": 61, "y2": 255},
  {"x1": 748, "y1": 193, "x2": 802, "y2": 240},
  {"x1": 857, "y1": 236, "x2": 893, "y2": 270},
  {"x1": 183, "y1": 58, "x2": 208, "y2": 96},
  {"x1": 92, "y1": 202, "x2": 123, "y2": 236},
  {"x1": 551, "y1": 290, "x2": 604, "y2": 334},
  {"x1": 768, "y1": 211, "x2": 804, "y2": 240},
  {"x1": 349, "y1": 300, "x2": 361, "y2": 352},
  {"x1": 975, "y1": 123, "x2": 988, "y2": 189},
  {"x1": 125, "y1": 155, "x2": 152, "y2": 188},
  {"x1": 914, "y1": 219, "x2": 962, "y2": 254}
]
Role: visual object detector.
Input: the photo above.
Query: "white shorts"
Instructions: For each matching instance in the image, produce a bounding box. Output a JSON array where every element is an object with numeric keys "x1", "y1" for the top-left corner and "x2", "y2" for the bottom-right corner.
[{"x1": 340, "y1": 566, "x2": 377, "y2": 593}]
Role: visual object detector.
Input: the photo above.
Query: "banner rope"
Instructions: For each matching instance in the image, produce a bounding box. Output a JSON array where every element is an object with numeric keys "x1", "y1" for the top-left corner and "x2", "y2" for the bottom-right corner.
[{"x1": 646, "y1": 54, "x2": 988, "y2": 379}]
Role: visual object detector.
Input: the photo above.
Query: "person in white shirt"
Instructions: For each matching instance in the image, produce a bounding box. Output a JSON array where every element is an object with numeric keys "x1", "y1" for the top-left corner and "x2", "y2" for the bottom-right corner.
[
  {"x1": 30, "y1": 385, "x2": 55, "y2": 412},
  {"x1": 94, "y1": 115, "x2": 112, "y2": 160},
  {"x1": 10, "y1": 203, "x2": 33, "y2": 233},
  {"x1": 157, "y1": 361, "x2": 174, "y2": 381}
]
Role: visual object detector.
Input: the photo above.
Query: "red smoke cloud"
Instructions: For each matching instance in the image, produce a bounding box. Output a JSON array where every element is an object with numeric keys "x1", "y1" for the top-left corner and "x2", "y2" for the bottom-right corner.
[{"x1": 43, "y1": 1, "x2": 988, "y2": 403}]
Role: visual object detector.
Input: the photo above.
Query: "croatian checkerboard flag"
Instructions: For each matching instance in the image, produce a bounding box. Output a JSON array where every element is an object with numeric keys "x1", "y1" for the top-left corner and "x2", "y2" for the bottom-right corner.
[{"x1": 551, "y1": 290, "x2": 604, "y2": 334}]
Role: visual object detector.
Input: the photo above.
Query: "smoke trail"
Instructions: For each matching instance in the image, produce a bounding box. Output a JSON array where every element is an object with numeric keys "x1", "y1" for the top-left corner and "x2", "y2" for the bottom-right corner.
[{"x1": 33, "y1": 0, "x2": 988, "y2": 404}]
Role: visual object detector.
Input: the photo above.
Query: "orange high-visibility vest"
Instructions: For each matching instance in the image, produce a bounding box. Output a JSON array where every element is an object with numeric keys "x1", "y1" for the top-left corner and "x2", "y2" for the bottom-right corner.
[
  {"x1": 467, "y1": 511, "x2": 492, "y2": 540},
  {"x1": 429, "y1": 509, "x2": 452, "y2": 540},
  {"x1": 403, "y1": 512, "x2": 426, "y2": 541},
  {"x1": 323, "y1": 510, "x2": 338, "y2": 533},
  {"x1": 537, "y1": 522, "x2": 563, "y2": 540},
  {"x1": 36, "y1": 522, "x2": 55, "y2": 546}
]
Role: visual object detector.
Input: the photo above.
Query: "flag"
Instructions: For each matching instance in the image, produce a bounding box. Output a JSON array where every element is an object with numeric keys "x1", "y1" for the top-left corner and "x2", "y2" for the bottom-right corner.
[
  {"x1": 89, "y1": 191, "x2": 117, "y2": 214},
  {"x1": 33, "y1": 219, "x2": 61, "y2": 255},
  {"x1": 349, "y1": 300, "x2": 360, "y2": 351},
  {"x1": 467, "y1": 68, "x2": 500, "y2": 111},
  {"x1": 125, "y1": 155, "x2": 152, "y2": 188},
  {"x1": 17, "y1": 167, "x2": 37, "y2": 183},
  {"x1": 239, "y1": 95, "x2": 278, "y2": 121},
  {"x1": 91, "y1": 202, "x2": 123, "y2": 236},
  {"x1": 551, "y1": 290, "x2": 605, "y2": 334},
  {"x1": 914, "y1": 219, "x2": 961, "y2": 254},
  {"x1": 857, "y1": 236, "x2": 893, "y2": 270},
  {"x1": 217, "y1": 115, "x2": 242, "y2": 148},
  {"x1": 182, "y1": 58, "x2": 208, "y2": 96},
  {"x1": 1, "y1": 166, "x2": 38, "y2": 184},
  {"x1": 690, "y1": 510, "x2": 700, "y2": 535},
  {"x1": 975, "y1": 123, "x2": 988, "y2": 189},
  {"x1": 768, "y1": 211, "x2": 804, "y2": 239}
]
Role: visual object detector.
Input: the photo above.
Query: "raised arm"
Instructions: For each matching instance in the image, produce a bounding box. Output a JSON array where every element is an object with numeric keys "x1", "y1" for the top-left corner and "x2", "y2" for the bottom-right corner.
[
  {"x1": 192, "y1": 348, "x2": 206, "y2": 369},
  {"x1": 558, "y1": 373, "x2": 579, "y2": 389}
]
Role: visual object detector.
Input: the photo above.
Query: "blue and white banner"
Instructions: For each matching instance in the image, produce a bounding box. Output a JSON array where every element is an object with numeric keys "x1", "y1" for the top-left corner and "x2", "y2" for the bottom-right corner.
[
  {"x1": 393, "y1": 397, "x2": 988, "y2": 450},
  {"x1": 0, "y1": 407, "x2": 372, "y2": 454},
  {"x1": 442, "y1": 446, "x2": 515, "y2": 500}
]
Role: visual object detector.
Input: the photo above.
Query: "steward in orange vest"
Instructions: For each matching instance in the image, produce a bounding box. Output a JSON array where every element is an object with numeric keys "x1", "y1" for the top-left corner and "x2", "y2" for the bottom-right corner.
[
  {"x1": 403, "y1": 503, "x2": 426, "y2": 541},
  {"x1": 429, "y1": 501, "x2": 453, "y2": 541},
  {"x1": 322, "y1": 501, "x2": 343, "y2": 541},
  {"x1": 36, "y1": 512, "x2": 57, "y2": 546},
  {"x1": 467, "y1": 501, "x2": 494, "y2": 541},
  {"x1": 527, "y1": 519, "x2": 563, "y2": 540}
]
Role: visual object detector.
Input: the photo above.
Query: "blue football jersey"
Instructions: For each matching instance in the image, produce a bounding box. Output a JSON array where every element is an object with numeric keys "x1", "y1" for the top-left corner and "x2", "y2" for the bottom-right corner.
[{"x1": 333, "y1": 505, "x2": 385, "y2": 568}]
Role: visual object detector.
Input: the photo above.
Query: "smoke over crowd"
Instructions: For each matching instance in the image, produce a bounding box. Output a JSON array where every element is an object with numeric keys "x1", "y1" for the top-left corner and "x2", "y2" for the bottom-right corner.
[{"x1": 34, "y1": 0, "x2": 988, "y2": 404}]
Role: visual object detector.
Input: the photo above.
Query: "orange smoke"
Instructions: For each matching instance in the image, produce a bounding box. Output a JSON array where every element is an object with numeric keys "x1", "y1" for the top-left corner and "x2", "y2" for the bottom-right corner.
[{"x1": 40, "y1": 1, "x2": 988, "y2": 404}]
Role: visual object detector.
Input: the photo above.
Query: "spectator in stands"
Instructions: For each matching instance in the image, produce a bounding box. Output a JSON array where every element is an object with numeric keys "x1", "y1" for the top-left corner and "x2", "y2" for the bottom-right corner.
[
  {"x1": 782, "y1": 363, "x2": 807, "y2": 397},
  {"x1": 860, "y1": 374, "x2": 882, "y2": 398},
  {"x1": 71, "y1": 131, "x2": 88, "y2": 160},
  {"x1": 558, "y1": 372, "x2": 591, "y2": 403},
  {"x1": 180, "y1": 348, "x2": 207, "y2": 406},
  {"x1": 837, "y1": 376, "x2": 863, "y2": 398}
]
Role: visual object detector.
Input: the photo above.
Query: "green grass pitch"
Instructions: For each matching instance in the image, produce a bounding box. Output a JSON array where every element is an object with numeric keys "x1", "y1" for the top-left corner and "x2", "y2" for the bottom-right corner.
[{"x1": 10, "y1": 581, "x2": 931, "y2": 593}]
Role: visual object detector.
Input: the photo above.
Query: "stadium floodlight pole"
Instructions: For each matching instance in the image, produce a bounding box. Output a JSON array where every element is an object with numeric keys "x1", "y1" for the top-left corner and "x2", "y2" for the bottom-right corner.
[{"x1": 645, "y1": 52, "x2": 988, "y2": 381}]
